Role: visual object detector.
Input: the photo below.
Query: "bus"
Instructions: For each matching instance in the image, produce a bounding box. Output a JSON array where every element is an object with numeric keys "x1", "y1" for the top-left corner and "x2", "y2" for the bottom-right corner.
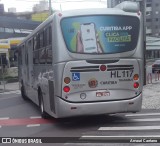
[{"x1": 18, "y1": 1, "x2": 144, "y2": 118}]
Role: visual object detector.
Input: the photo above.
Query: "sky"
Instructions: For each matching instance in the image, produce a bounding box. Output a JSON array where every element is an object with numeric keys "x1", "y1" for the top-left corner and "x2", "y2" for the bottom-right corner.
[{"x1": 0, "y1": 0, "x2": 108, "y2": 12}]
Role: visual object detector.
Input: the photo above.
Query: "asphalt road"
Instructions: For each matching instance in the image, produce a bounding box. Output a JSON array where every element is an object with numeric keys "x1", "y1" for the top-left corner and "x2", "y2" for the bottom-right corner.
[{"x1": 0, "y1": 91, "x2": 160, "y2": 146}]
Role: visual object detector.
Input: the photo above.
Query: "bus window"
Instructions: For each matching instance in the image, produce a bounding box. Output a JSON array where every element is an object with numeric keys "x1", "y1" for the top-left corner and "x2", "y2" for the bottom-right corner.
[
  {"x1": 40, "y1": 31, "x2": 44, "y2": 48},
  {"x1": 61, "y1": 15, "x2": 140, "y2": 54},
  {"x1": 45, "y1": 25, "x2": 52, "y2": 64},
  {"x1": 39, "y1": 31, "x2": 46, "y2": 64},
  {"x1": 46, "y1": 27, "x2": 50, "y2": 46},
  {"x1": 18, "y1": 47, "x2": 22, "y2": 65},
  {"x1": 33, "y1": 36, "x2": 37, "y2": 50},
  {"x1": 37, "y1": 33, "x2": 40, "y2": 49},
  {"x1": 33, "y1": 36, "x2": 39, "y2": 64},
  {"x1": 49, "y1": 26, "x2": 52, "y2": 45}
]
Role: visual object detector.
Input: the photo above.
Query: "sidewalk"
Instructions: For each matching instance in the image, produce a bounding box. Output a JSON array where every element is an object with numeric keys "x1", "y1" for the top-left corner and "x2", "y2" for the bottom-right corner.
[
  {"x1": 142, "y1": 80, "x2": 160, "y2": 109},
  {"x1": 0, "y1": 82, "x2": 19, "y2": 93}
]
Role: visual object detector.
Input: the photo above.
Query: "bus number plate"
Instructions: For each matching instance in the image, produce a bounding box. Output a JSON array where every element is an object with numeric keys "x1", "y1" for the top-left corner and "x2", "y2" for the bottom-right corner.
[
  {"x1": 96, "y1": 91, "x2": 110, "y2": 97},
  {"x1": 111, "y1": 70, "x2": 133, "y2": 78}
]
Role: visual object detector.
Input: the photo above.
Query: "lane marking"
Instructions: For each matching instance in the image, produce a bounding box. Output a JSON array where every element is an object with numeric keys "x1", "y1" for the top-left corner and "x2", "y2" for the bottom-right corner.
[
  {"x1": 0, "y1": 96, "x2": 19, "y2": 100},
  {"x1": 0, "y1": 90, "x2": 20, "y2": 95},
  {"x1": 117, "y1": 118, "x2": 160, "y2": 122},
  {"x1": 81, "y1": 135, "x2": 160, "y2": 138},
  {"x1": 26, "y1": 124, "x2": 40, "y2": 127},
  {"x1": 125, "y1": 113, "x2": 160, "y2": 117},
  {"x1": 99, "y1": 126, "x2": 160, "y2": 131},
  {"x1": 0, "y1": 117, "x2": 9, "y2": 120},
  {"x1": 30, "y1": 116, "x2": 41, "y2": 119},
  {"x1": 0, "y1": 118, "x2": 55, "y2": 126}
]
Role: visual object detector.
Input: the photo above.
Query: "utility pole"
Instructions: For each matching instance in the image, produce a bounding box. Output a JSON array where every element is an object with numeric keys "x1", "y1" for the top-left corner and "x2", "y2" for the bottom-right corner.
[
  {"x1": 0, "y1": 54, "x2": 5, "y2": 92},
  {"x1": 138, "y1": 0, "x2": 146, "y2": 85},
  {"x1": 49, "y1": 0, "x2": 52, "y2": 15}
]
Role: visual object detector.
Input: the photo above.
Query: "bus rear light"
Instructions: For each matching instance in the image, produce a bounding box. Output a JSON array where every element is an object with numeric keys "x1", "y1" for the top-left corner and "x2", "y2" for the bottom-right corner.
[
  {"x1": 133, "y1": 74, "x2": 139, "y2": 80},
  {"x1": 63, "y1": 86, "x2": 70, "y2": 93},
  {"x1": 100, "y1": 65, "x2": 107, "y2": 71},
  {"x1": 133, "y1": 82, "x2": 139, "y2": 89},
  {"x1": 64, "y1": 77, "x2": 71, "y2": 84}
]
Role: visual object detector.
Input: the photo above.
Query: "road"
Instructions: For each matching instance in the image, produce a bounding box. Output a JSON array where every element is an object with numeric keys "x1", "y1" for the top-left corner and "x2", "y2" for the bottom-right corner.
[{"x1": 0, "y1": 91, "x2": 160, "y2": 146}]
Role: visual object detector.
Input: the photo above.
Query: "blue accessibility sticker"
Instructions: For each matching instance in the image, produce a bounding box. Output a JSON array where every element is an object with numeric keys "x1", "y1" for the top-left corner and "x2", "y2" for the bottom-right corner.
[{"x1": 72, "y1": 73, "x2": 80, "y2": 81}]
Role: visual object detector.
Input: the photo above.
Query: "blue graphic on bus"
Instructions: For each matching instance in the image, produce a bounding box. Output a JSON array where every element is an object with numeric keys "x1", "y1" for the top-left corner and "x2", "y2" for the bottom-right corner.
[{"x1": 72, "y1": 73, "x2": 80, "y2": 81}]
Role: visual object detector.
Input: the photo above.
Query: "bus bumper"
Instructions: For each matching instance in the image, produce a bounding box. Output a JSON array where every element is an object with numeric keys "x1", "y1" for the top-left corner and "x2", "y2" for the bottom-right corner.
[{"x1": 56, "y1": 93, "x2": 142, "y2": 118}]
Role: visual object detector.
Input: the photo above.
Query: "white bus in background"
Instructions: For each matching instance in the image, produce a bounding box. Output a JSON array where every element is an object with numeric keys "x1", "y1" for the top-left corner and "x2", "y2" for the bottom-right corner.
[{"x1": 18, "y1": 1, "x2": 144, "y2": 118}]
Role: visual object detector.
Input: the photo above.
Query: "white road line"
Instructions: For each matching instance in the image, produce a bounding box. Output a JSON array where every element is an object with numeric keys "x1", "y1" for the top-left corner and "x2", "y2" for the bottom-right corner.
[
  {"x1": 81, "y1": 135, "x2": 160, "y2": 138},
  {"x1": 26, "y1": 124, "x2": 40, "y2": 127},
  {"x1": 118, "y1": 118, "x2": 160, "y2": 122},
  {"x1": 99, "y1": 126, "x2": 160, "y2": 131},
  {"x1": 125, "y1": 113, "x2": 160, "y2": 117},
  {"x1": 0, "y1": 126, "x2": 1, "y2": 128},
  {"x1": 30, "y1": 116, "x2": 41, "y2": 119},
  {"x1": 0, "y1": 117, "x2": 9, "y2": 120},
  {"x1": 0, "y1": 90, "x2": 20, "y2": 95}
]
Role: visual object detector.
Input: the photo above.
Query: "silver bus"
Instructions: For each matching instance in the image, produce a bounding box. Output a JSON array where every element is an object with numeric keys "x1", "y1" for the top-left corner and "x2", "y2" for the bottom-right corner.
[{"x1": 18, "y1": 2, "x2": 143, "y2": 118}]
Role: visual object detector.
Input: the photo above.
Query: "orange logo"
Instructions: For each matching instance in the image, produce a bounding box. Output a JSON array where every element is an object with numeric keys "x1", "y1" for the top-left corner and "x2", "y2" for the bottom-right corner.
[{"x1": 88, "y1": 78, "x2": 98, "y2": 88}]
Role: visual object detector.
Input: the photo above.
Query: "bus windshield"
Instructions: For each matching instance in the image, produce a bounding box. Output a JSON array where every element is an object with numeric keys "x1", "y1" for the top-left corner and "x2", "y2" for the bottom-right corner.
[{"x1": 61, "y1": 15, "x2": 140, "y2": 54}]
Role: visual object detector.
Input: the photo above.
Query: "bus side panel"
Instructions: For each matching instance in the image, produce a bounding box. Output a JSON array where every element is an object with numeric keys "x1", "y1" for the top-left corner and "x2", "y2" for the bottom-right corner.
[{"x1": 47, "y1": 62, "x2": 66, "y2": 118}]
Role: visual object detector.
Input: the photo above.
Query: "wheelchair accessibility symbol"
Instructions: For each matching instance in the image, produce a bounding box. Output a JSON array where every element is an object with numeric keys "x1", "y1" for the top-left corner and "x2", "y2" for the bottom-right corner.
[{"x1": 72, "y1": 73, "x2": 80, "y2": 81}]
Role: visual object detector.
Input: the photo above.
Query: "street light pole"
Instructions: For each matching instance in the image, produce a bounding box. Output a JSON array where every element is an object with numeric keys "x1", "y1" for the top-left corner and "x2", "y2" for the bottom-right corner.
[
  {"x1": 139, "y1": 0, "x2": 146, "y2": 85},
  {"x1": 136, "y1": 0, "x2": 146, "y2": 85},
  {"x1": 0, "y1": 54, "x2": 5, "y2": 92},
  {"x1": 49, "y1": 0, "x2": 52, "y2": 15}
]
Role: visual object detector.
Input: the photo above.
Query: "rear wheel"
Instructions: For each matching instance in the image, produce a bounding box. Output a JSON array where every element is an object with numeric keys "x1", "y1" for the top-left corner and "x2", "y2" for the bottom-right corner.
[
  {"x1": 39, "y1": 90, "x2": 49, "y2": 119},
  {"x1": 21, "y1": 85, "x2": 28, "y2": 100}
]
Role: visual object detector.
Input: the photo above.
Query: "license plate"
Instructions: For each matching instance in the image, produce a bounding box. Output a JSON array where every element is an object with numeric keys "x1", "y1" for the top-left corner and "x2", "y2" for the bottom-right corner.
[{"x1": 96, "y1": 91, "x2": 110, "y2": 97}]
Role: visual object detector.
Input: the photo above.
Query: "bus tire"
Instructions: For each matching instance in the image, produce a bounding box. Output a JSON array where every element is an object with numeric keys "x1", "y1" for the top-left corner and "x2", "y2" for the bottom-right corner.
[
  {"x1": 39, "y1": 90, "x2": 48, "y2": 119},
  {"x1": 21, "y1": 85, "x2": 28, "y2": 100}
]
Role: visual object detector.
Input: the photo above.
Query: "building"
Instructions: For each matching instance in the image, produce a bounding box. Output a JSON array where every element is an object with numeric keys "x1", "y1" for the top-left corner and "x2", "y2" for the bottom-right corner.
[
  {"x1": 145, "y1": 0, "x2": 160, "y2": 36},
  {"x1": 33, "y1": 0, "x2": 49, "y2": 12},
  {"x1": 0, "y1": 15, "x2": 40, "y2": 39},
  {"x1": 146, "y1": 36, "x2": 160, "y2": 60},
  {"x1": 0, "y1": 16, "x2": 40, "y2": 68},
  {"x1": 0, "y1": 4, "x2": 4, "y2": 14},
  {"x1": 8, "y1": 7, "x2": 16, "y2": 13},
  {"x1": 107, "y1": 0, "x2": 160, "y2": 37},
  {"x1": 107, "y1": 0, "x2": 138, "y2": 8},
  {"x1": 0, "y1": 1, "x2": 46, "y2": 69}
]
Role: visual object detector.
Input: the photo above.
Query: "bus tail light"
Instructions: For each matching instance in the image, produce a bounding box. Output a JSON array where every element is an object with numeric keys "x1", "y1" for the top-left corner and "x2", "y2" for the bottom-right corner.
[
  {"x1": 64, "y1": 77, "x2": 71, "y2": 84},
  {"x1": 63, "y1": 86, "x2": 70, "y2": 93},
  {"x1": 133, "y1": 82, "x2": 139, "y2": 89},
  {"x1": 100, "y1": 65, "x2": 107, "y2": 71},
  {"x1": 133, "y1": 74, "x2": 139, "y2": 80}
]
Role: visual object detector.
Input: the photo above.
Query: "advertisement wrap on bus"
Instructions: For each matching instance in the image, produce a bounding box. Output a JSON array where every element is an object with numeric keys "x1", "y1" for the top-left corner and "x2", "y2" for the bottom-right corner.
[{"x1": 61, "y1": 15, "x2": 139, "y2": 54}]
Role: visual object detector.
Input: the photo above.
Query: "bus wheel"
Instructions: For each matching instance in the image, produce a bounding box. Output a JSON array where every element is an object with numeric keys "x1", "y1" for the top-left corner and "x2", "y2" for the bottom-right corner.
[
  {"x1": 21, "y1": 86, "x2": 28, "y2": 100},
  {"x1": 39, "y1": 91, "x2": 48, "y2": 119}
]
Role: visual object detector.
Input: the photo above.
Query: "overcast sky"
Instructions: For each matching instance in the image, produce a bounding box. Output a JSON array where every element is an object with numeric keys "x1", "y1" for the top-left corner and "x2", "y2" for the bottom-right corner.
[{"x1": 0, "y1": 0, "x2": 107, "y2": 12}]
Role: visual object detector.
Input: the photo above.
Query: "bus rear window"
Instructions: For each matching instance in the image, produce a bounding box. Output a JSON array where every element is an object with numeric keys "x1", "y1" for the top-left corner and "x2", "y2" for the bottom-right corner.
[{"x1": 61, "y1": 15, "x2": 140, "y2": 54}]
